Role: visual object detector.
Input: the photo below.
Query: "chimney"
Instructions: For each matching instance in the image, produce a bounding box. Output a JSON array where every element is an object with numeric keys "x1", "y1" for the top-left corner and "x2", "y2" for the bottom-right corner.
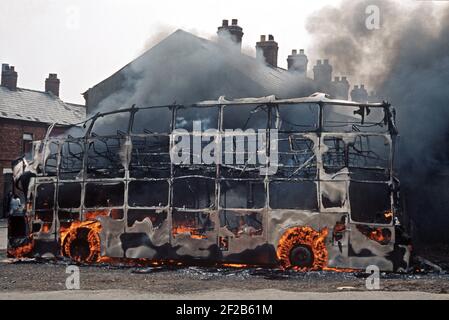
[
  {"x1": 1, "y1": 64, "x2": 18, "y2": 90},
  {"x1": 256, "y1": 34, "x2": 279, "y2": 67},
  {"x1": 350, "y1": 85, "x2": 368, "y2": 103},
  {"x1": 217, "y1": 18, "x2": 244, "y2": 49},
  {"x1": 313, "y1": 59, "x2": 332, "y2": 84},
  {"x1": 45, "y1": 73, "x2": 60, "y2": 97},
  {"x1": 333, "y1": 75, "x2": 350, "y2": 100},
  {"x1": 287, "y1": 48, "x2": 308, "y2": 76}
]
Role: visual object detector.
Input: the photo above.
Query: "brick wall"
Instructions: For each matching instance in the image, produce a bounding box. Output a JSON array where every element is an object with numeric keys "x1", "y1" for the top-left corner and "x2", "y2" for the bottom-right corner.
[{"x1": 0, "y1": 118, "x2": 49, "y2": 217}]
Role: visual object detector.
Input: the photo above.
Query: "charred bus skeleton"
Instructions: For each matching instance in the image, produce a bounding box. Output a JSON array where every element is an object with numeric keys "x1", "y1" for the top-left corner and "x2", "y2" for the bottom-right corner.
[{"x1": 8, "y1": 93, "x2": 411, "y2": 271}]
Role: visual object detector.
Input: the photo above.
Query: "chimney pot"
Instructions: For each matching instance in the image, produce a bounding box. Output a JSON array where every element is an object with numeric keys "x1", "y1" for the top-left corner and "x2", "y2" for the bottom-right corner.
[
  {"x1": 45, "y1": 73, "x2": 60, "y2": 97},
  {"x1": 292, "y1": 49, "x2": 297, "y2": 55},
  {"x1": 256, "y1": 35, "x2": 278, "y2": 67},
  {"x1": 324, "y1": 59, "x2": 329, "y2": 65},
  {"x1": 317, "y1": 60, "x2": 322, "y2": 65},
  {"x1": 342, "y1": 76, "x2": 347, "y2": 81},
  {"x1": 217, "y1": 19, "x2": 243, "y2": 50},
  {"x1": 360, "y1": 84, "x2": 365, "y2": 89},
  {"x1": 354, "y1": 85, "x2": 359, "y2": 89},
  {"x1": 1, "y1": 63, "x2": 18, "y2": 90},
  {"x1": 334, "y1": 77, "x2": 340, "y2": 82},
  {"x1": 299, "y1": 49, "x2": 304, "y2": 54}
]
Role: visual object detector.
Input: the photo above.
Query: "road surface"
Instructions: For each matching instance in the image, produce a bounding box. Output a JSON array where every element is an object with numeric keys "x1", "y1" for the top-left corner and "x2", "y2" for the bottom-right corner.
[{"x1": 1, "y1": 219, "x2": 449, "y2": 300}]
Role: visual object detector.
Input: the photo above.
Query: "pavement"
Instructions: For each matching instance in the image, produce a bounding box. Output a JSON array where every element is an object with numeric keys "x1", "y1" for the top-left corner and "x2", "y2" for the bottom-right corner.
[{"x1": 0, "y1": 288, "x2": 448, "y2": 300}]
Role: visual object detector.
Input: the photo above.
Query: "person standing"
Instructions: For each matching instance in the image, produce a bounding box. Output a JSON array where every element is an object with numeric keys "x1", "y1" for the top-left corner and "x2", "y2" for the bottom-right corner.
[{"x1": 9, "y1": 194, "x2": 22, "y2": 216}]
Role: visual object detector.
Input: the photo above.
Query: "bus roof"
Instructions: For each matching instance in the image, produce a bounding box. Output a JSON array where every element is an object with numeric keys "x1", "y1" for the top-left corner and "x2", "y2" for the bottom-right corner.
[{"x1": 194, "y1": 93, "x2": 388, "y2": 108}]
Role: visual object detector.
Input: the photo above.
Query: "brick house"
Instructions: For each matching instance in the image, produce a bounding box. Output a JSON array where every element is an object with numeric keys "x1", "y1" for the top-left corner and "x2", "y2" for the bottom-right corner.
[{"x1": 0, "y1": 64, "x2": 86, "y2": 217}]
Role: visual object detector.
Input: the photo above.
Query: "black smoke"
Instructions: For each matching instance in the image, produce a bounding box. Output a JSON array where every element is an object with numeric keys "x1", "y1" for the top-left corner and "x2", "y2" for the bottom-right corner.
[{"x1": 307, "y1": 0, "x2": 449, "y2": 244}]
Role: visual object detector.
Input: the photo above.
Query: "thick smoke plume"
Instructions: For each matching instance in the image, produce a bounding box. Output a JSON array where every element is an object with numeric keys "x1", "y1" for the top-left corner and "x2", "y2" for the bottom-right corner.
[{"x1": 307, "y1": 0, "x2": 449, "y2": 244}]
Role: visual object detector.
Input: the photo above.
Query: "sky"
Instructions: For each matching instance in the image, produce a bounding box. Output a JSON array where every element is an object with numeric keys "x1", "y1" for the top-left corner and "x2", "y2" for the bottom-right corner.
[{"x1": 0, "y1": 0, "x2": 342, "y2": 104}]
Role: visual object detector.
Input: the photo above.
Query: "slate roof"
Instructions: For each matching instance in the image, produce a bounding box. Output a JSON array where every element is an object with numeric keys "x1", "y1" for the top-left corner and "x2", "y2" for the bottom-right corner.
[{"x1": 0, "y1": 86, "x2": 86, "y2": 125}]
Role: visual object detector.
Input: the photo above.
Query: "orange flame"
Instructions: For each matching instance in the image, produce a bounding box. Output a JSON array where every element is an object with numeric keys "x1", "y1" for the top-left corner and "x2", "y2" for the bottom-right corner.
[
  {"x1": 41, "y1": 223, "x2": 51, "y2": 233},
  {"x1": 221, "y1": 263, "x2": 249, "y2": 268},
  {"x1": 60, "y1": 220, "x2": 102, "y2": 263},
  {"x1": 356, "y1": 225, "x2": 391, "y2": 245},
  {"x1": 384, "y1": 210, "x2": 393, "y2": 223},
  {"x1": 84, "y1": 210, "x2": 109, "y2": 221},
  {"x1": 7, "y1": 239, "x2": 34, "y2": 258},
  {"x1": 277, "y1": 226, "x2": 328, "y2": 271},
  {"x1": 172, "y1": 226, "x2": 207, "y2": 239}
]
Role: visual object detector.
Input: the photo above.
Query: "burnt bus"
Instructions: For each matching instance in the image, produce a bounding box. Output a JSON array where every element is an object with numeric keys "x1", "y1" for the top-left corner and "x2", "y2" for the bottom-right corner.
[{"x1": 8, "y1": 93, "x2": 411, "y2": 271}]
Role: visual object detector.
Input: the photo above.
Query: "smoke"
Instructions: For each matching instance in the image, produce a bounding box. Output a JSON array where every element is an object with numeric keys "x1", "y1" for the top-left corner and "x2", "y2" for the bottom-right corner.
[
  {"x1": 92, "y1": 29, "x2": 313, "y2": 114},
  {"x1": 306, "y1": 0, "x2": 449, "y2": 243}
]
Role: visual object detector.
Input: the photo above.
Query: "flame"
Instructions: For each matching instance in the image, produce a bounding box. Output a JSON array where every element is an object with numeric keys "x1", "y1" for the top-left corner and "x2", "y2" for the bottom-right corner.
[
  {"x1": 356, "y1": 225, "x2": 391, "y2": 245},
  {"x1": 60, "y1": 220, "x2": 102, "y2": 263},
  {"x1": 277, "y1": 226, "x2": 328, "y2": 271},
  {"x1": 172, "y1": 226, "x2": 207, "y2": 239},
  {"x1": 41, "y1": 223, "x2": 51, "y2": 233},
  {"x1": 221, "y1": 263, "x2": 249, "y2": 268},
  {"x1": 368, "y1": 229, "x2": 390, "y2": 243},
  {"x1": 384, "y1": 210, "x2": 393, "y2": 223},
  {"x1": 7, "y1": 239, "x2": 34, "y2": 258},
  {"x1": 84, "y1": 210, "x2": 109, "y2": 221}
]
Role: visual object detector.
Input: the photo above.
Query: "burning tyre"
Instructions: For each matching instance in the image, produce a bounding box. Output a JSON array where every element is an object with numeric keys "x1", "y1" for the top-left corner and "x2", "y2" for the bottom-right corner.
[
  {"x1": 60, "y1": 221, "x2": 101, "y2": 263},
  {"x1": 277, "y1": 227, "x2": 329, "y2": 270}
]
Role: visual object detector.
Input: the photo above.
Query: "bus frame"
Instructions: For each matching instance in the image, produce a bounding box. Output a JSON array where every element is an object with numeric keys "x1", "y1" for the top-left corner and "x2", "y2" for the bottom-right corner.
[{"x1": 8, "y1": 93, "x2": 411, "y2": 271}]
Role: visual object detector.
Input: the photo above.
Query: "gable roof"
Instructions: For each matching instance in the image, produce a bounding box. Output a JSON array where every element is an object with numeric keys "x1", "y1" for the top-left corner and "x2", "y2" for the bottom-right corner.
[
  {"x1": 85, "y1": 30, "x2": 316, "y2": 112},
  {"x1": 0, "y1": 86, "x2": 86, "y2": 125}
]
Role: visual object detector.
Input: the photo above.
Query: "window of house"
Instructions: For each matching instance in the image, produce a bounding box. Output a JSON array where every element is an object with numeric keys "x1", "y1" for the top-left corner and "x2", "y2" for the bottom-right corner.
[{"x1": 23, "y1": 133, "x2": 34, "y2": 160}]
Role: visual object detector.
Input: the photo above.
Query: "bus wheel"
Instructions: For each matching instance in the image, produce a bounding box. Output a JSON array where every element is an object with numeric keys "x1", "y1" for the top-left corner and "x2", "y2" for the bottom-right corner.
[
  {"x1": 289, "y1": 244, "x2": 314, "y2": 268},
  {"x1": 61, "y1": 221, "x2": 101, "y2": 263},
  {"x1": 276, "y1": 226, "x2": 329, "y2": 270}
]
